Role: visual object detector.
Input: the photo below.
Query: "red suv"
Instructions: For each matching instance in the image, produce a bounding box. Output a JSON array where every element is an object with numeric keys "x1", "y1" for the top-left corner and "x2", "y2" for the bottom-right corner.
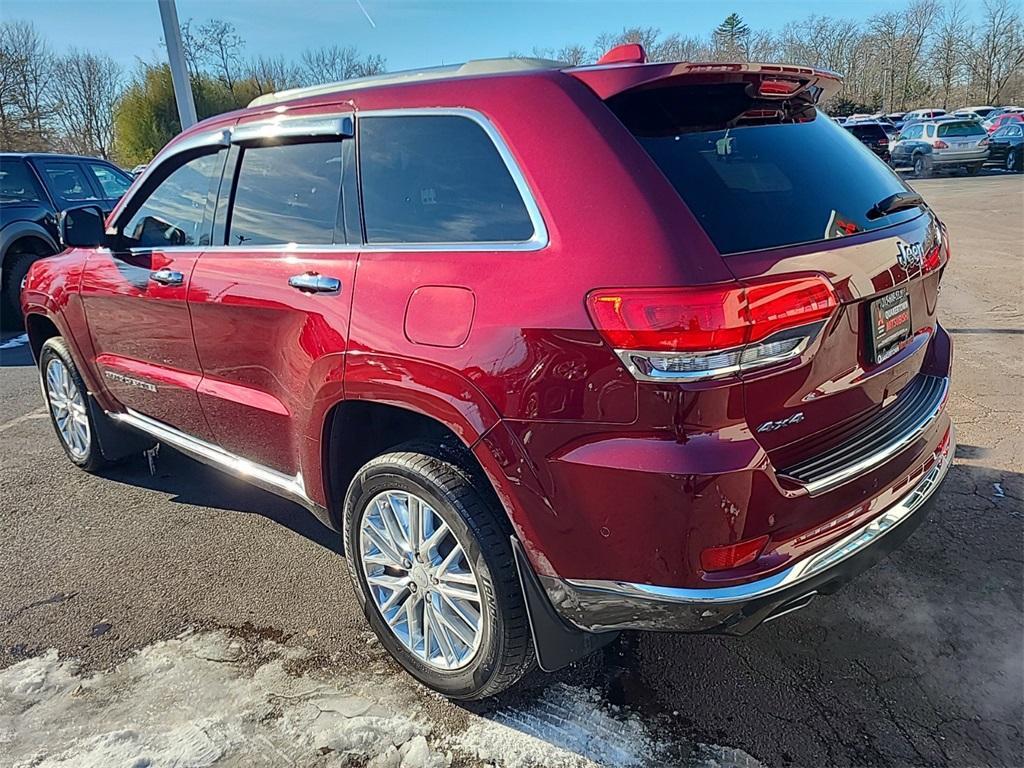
[{"x1": 22, "y1": 53, "x2": 954, "y2": 699}]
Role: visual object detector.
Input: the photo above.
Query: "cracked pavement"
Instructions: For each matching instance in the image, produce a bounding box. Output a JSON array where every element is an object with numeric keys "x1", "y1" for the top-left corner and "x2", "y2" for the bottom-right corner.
[{"x1": 0, "y1": 172, "x2": 1021, "y2": 767}]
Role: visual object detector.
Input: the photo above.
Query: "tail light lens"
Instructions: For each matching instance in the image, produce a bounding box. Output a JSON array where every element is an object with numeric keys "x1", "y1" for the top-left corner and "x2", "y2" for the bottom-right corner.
[
  {"x1": 701, "y1": 535, "x2": 769, "y2": 572},
  {"x1": 587, "y1": 275, "x2": 838, "y2": 381},
  {"x1": 933, "y1": 140, "x2": 949, "y2": 149},
  {"x1": 979, "y1": 137, "x2": 990, "y2": 147},
  {"x1": 878, "y1": 138, "x2": 889, "y2": 146}
]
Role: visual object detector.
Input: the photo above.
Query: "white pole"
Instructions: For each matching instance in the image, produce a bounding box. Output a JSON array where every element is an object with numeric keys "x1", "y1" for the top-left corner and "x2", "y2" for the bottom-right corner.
[{"x1": 157, "y1": 0, "x2": 198, "y2": 130}]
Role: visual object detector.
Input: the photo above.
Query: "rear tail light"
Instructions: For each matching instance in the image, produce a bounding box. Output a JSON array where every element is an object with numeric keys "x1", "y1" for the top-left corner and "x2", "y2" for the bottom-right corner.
[
  {"x1": 701, "y1": 535, "x2": 769, "y2": 572},
  {"x1": 933, "y1": 140, "x2": 949, "y2": 149},
  {"x1": 587, "y1": 275, "x2": 838, "y2": 381},
  {"x1": 878, "y1": 138, "x2": 889, "y2": 146},
  {"x1": 979, "y1": 137, "x2": 990, "y2": 146}
]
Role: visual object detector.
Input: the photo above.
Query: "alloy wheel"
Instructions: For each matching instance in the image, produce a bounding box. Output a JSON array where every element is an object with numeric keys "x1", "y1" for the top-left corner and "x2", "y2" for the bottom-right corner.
[
  {"x1": 45, "y1": 357, "x2": 90, "y2": 460},
  {"x1": 358, "y1": 489, "x2": 483, "y2": 671},
  {"x1": 1007, "y1": 150, "x2": 1018, "y2": 172}
]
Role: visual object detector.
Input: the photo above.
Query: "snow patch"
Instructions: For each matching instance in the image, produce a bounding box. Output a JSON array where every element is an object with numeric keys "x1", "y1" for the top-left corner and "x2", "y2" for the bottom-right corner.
[{"x1": 0, "y1": 630, "x2": 449, "y2": 768}]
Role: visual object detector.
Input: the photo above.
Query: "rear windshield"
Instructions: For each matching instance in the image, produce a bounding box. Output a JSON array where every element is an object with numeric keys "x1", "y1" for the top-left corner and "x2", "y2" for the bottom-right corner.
[
  {"x1": 937, "y1": 121, "x2": 985, "y2": 137},
  {"x1": 607, "y1": 83, "x2": 920, "y2": 254},
  {"x1": 848, "y1": 124, "x2": 887, "y2": 138}
]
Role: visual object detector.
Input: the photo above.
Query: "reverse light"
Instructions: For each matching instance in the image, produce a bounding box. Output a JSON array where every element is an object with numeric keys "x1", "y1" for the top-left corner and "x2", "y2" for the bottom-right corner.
[
  {"x1": 701, "y1": 535, "x2": 770, "y2": 572},
  {"x1": 587, "y1": 276, "x2": 838, "y2": 381}
]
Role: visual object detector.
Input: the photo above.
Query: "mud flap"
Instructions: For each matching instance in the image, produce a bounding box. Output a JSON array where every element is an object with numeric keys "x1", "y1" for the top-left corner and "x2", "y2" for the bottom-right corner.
[
  {"x1": 511, "y1": 537, "x2": 619, "y2": 672},
  {"x1": 87, "y1": 394, "x2": 155, "y2": 461}
]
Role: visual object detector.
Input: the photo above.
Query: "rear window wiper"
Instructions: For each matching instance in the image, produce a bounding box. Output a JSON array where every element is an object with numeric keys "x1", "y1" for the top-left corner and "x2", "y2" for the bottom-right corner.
[{"x1": 867, "y1": 191, "x2": 925, "y2": 220}]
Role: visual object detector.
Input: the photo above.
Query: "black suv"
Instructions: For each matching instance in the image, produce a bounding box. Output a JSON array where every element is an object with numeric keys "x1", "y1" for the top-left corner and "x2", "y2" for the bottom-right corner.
[
  {"x1": 1, "y1": 153, "x2": 132, "y2": 328},
  {"x1": 843, "y1": 122, "x2": 892, "y2": 163}
]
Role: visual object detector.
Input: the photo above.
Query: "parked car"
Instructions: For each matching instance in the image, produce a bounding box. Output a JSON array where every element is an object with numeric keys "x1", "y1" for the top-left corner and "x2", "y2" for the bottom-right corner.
[
  {"x1": 951, "y1": 105, "x2": 996, "y2": 120},
  {"x1": 983, "y1": 111, "x2": 1024, "y2": 134},
  {"x1": 844, "y1": 120, "x2": 892, "y2": 161},
  {"x1": 1, "y1": 152, "x2": 132, "y2": 328},
  {"x1": 885, "y1": 112, "x2": 908, "y2": 130},
  {"x1": 21, "y1": 54, "x2": 955, "y2": 699},
  {"x1": 903, "y1": 108, "x2": 947, "y2": 122},
  {"x1": 890, "y1": 119, "x2": 990, "y2": 176},
  {"x1": 986, "y1": 122, "x2": 1024, "y2": 172}
]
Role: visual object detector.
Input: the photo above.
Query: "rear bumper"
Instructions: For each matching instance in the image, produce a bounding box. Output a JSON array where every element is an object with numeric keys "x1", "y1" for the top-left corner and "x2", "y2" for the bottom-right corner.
[
  {"x1": 541, "y1": 424, "x2": 954, "y2": 634},
  {"x1": 931, "y1": 150, "x2": 988, "y2": 164}
]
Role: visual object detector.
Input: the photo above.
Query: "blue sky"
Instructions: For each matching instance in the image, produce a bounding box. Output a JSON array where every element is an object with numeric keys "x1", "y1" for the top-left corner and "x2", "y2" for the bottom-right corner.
[{"x1": 6, "y1": 0, "x2": 988, "y2": 72}]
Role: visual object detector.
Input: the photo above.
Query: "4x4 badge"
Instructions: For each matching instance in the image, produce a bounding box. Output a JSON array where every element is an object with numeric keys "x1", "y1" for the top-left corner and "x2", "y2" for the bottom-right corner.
[
  {"x1": 896, "y1": 241, "x2": 924, "y2": 270},
  {"x1": 757, "y1": 412, "x2": 805, "y2": 433}
]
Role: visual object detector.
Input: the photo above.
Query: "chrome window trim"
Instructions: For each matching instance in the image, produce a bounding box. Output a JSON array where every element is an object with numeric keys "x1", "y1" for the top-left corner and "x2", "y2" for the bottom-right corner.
[
  {"x1": 355, "y1": 108, "x2": 549, "y2": 252},
  {"x1": 115, "y1": 108, "x2": 548, "y2": 253},
  {"x1": 231, "y1": 114, "x2": 354, "y2": 144},
  {"x1": 563, "y1": 427, "x2": 953, "y2": 608}
]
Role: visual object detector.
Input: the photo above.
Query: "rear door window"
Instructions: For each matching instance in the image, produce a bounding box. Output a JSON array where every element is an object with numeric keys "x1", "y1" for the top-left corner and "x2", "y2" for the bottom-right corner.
[
  {"x1": 606, "y1": 83, "x2": 919, "y2": 255},
  {"x1": 226, "y1": 141, "x2": 344, "y2": 246},
  {"x1": 37, "y1": 161, "x2": 101, "y2": 205},
  {"x1": 0, "y1": 158, "x2": 46, "y2": 204},
  {"x1": 358, "y1": 114, "x2": 535, "y2": 244}
]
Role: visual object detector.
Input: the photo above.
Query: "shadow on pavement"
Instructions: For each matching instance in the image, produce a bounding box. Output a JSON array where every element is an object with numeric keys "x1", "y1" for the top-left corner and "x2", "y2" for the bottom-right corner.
[{"x1": 99, "y1": 446, "x2": 343, "y2": 556}]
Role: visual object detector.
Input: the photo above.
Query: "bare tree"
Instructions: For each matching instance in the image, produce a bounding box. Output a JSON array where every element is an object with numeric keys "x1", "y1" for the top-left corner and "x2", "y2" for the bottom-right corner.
[
  {"x1": 298, "y1": 45, "x2": 385, "y2": 85},
  {"x1": 245, "y1": 55, "x2": 302, "y2": 95},
  {"x1": 0, "y1": 21, "x2": 55, "y2": 151},
  {"x1": 967, "y1": 0, "x2": 1024, "y2": 103},
  {"x1": 51, "y1": 51, "x2": 123, "y2": 159},
  {"x1": 933, "y1": 1, "x2": 970, "y2": 108},
  {"x1": 195, "y1": 18, "x2": 244, "y2": 92}
]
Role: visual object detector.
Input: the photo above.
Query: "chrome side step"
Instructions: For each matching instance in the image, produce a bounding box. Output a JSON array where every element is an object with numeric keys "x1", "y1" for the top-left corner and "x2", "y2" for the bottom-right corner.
[{"x1": 110, "y1": 408, "x2": 319, "y2": 512}]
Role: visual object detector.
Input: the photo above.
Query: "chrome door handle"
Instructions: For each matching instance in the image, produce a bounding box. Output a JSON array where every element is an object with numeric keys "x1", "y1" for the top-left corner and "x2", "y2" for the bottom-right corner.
[
  {"x1": 150, "y1": 268, "x2": 184, "y2": 286},
  {"x1": 288, "y1": 272, "x2": 341, "y2": 293}
]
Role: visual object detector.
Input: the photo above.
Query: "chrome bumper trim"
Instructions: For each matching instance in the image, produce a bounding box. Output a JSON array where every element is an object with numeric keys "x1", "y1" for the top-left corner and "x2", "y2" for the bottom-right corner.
[
  {"x1": 565, "y1": 425, "x2": 953, "y2": 608},
  {"x1": 781, "y1": 375, "x2": 949, "y2": 496}
]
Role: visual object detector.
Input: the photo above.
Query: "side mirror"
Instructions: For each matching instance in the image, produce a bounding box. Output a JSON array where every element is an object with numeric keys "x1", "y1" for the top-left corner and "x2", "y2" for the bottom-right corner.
[{"x1": 59, "y1": 205, "x2": 107, "y2": 248}]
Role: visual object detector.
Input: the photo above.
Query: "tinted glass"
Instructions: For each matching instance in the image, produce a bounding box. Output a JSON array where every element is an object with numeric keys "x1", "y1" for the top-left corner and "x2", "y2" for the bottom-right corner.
[
  {"x1": 0, "y1": 158, "x2": 45, "y2": 204},
  {"x1": 937, "y1": 121, "x2": 985, "y2": 137},
  {"x1": 1007, "y1": 125, "x2": 1023, "y2": 137},
  {"x1": 849, "y1": 124, "x2": 886, "y2": 139},
  {"x1": 122, "y1": 152, "x2": 223, "y2": 248},
  {"x1": 87, "y1": 162, "x2": 132, "y2": 198},
  {"x1": 359, "y1": 115, "x2": 534, "y2": 244},
  {"x1": 40, "y1": 162, "x2": 100, "y2": 204},
  {"x1": 607, "y1": 83, "x2": 917, "y2": 255},
  {"x1": 227, "y1": 141, "x2": 343, "y2": 246}
]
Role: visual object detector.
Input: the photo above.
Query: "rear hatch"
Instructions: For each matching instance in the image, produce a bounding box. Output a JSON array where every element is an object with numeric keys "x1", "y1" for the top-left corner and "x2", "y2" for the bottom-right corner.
[{"x1": 576, "y1": 63, "x2": 949, "y2": 479}]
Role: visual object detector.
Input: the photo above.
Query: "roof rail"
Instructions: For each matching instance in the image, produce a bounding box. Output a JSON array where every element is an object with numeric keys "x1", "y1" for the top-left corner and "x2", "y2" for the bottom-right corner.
[{"x1": 248, "y1": 57, "x2": 566, "y2": 108}]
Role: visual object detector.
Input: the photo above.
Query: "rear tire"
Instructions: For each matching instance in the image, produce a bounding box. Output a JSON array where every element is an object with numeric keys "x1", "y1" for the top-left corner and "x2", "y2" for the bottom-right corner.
[
  {"x1": 965, "y1": 163, "x2": 982, "y2": 175},
  {"x1": 1008, "y1": 148, "x2": 1022, "y2": 173},
  {"x1": 343, "y1": 445, "x2": 535, "y2": 699},
  {"x1": 913, "y1": 154, "x2": 930, "y2": 178},
  {"x1": 39, "y1": 337, "x2": 110, "y2": 472}
]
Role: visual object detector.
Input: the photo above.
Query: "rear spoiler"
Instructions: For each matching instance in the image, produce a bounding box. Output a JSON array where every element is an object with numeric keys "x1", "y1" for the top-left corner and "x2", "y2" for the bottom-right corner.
[{"x1": 567, "y1": 61, "x2": 843, "y2": 103}]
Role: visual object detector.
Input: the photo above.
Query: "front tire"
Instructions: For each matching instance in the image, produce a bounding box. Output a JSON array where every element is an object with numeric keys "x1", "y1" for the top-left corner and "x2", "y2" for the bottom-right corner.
[
  {"x1": 39, "y1": 337, "x2": 108, "y2": 472},
  {"x1": 343, "y1": 446, "x2": 535, "y2": 699},
  {"x1": 1, "y1": 250, "x2": 38, "y2": 330}
]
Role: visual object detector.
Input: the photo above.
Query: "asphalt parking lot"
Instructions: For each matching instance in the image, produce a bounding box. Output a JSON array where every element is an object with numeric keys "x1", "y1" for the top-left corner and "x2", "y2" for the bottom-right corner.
[{"x1": 1, "y1": 171, "x2": 1021, "y2": 767}]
